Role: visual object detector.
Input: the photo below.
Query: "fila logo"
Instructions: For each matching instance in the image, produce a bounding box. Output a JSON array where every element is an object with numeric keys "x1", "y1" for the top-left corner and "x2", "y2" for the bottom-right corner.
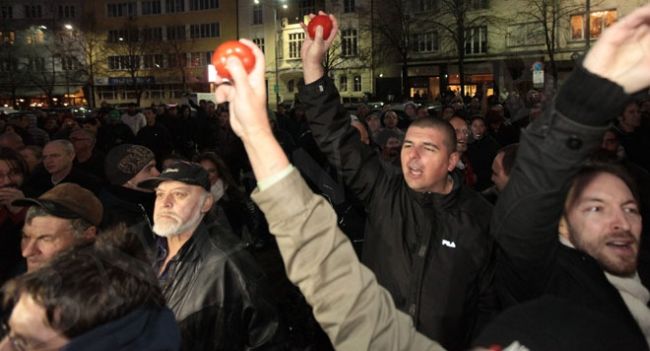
[{"x1": 442, "y1": 239, "x2": 456, "y2": 248}]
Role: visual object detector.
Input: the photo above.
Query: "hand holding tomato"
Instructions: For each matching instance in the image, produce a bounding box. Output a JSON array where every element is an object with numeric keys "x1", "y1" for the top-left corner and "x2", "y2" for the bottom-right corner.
[
  {"x1": 301, "y1": 12, "x2": 339, "y2": 84},
  {"x1": 307, "y1": 15, "x2": 333, "y2": 40},
  {"x1": 213, "y1": 40, "x2": 269, "y2": 140},
  {"x1": 212, "y1": 41, "x2": 256, "y2": 80}
]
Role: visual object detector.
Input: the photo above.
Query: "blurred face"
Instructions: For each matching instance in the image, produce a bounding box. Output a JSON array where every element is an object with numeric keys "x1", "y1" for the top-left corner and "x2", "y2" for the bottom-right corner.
[
  {"x1": 441, "y1": 107, "x2": 455, "y2": 120},
  {"x1": 449, "y1": 117, "x2": 469, "y2": 154},
  {"x1": 601, "y1": 130, "x2": 620, "y2": 154},
  {"x1": 69, "y1": 131, "x2": 94, "y2": 155},
  {"x1": 401, "y1": 126, "x2": 458, "y2": 193},
  {"x1": 126, "y1": 160, "x2": 159, "y2": 191},
  {"x1": 0, "y1": 159, "x2": 24, "y2": 188},
  {"x1": 382, "y1": 137, "x2": 401, "y2": 160},
  {"x1": 491, "y1": 152, "x2": 509, "y2": 192},
  {"x1": 22, "y1": 216, "x2": 77, "y2": 272},
  {"x1": 200, "y1": 159, "x2": 220, "y2": 185},
  {"x1": 404, "y1": 104, "x2": 416, "y2": 118},
  {"x1": 42, "y1": 143, "x2": 74, "y2": 176},
  {"x1": 5, "y1": 294, "x2": 69, "y2": 351},
  {"x1": 365, "y1": 115, "x2": 381, "y2": 133},
  {"x1": 383, "y1": 112, "x2": 398, "y2": 129},
  {"x1": 619, "y1": 103, "x2": 641, "y2": 131},
  {"x1": 471, "y1": 118, "x2": 487, "y2": 140},
  {"x1": 218, "y1": 111, "x2": 229, "y2": 128},
  {"x1": 153, "y1": 181, "x2": 212, "y2": 237},
  {"x1": 562, "y1": 172, "x2": 642, "y2": 276},
  {"x1": 416, "y1": 108, "x2": 429, "y2": 119},
  {"x1": 144, "y1": 109, "x2": 156, "y2": 125}
]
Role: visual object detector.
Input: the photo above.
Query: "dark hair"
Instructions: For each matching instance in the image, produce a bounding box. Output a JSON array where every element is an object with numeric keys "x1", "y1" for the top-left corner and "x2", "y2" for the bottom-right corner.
[
  {"x1": 0, "y1": 146, "x2": 29, "y2": 178},
  {"x1": 565, "y1": 161, "x2": 640, "y2": 212},
  {"x1": 195, "y1": 152, "x2": 243, "y2": 201},
  {"x1": 408, "y1": 117, "x2": 457, "y2": 153},
  {"x1": 498, "y1": 143, "x2": 519, "y2": 177},
  {"x1": 2, "y1": 225, "x2": 164, "y2": 338}
]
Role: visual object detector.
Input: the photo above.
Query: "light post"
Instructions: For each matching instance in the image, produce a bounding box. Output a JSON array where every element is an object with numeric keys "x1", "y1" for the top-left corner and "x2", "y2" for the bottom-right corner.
[
  {"x1": 255, "y1": 0, "x2": 287, "y2": 110},
  {"x1": 64, "y1": 24, "x2": 73, "y2": 106}
]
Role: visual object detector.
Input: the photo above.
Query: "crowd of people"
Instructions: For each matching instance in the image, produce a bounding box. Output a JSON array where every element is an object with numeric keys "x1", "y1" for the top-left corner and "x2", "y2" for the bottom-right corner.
[{"x1": 1, "y1": 5, "x2": 650, "y2": 351}]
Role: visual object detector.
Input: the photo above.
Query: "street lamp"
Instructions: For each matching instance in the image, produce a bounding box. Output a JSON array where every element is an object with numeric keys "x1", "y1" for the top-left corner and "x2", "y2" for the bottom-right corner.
[{"x1": 64, "y1": 24, "x2": 73, "y2": 31}]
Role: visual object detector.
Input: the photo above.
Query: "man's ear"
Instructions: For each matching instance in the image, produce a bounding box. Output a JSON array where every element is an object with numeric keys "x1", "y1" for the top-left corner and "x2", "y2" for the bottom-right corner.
[
  {"x1": 447, "y1": 151, "x2": 460, "y2": 172},
  {"x1": 83, "y1": 226, "x2": 98, "y2": 241},
  {"x1": 558, "y1": 216, "x2": 570, "y2": 240},
  {"x1": 201, "y1": 193, "x2": 214, "y2": 214}
]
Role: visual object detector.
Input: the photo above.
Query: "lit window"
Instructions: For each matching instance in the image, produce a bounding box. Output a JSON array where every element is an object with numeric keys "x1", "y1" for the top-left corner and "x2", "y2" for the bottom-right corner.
[{"x1": 570, "y1": 10, "x2": 617, "y2": 40}]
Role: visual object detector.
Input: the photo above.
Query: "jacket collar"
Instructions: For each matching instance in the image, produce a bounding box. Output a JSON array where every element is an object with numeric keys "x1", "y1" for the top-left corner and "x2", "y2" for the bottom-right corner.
[{"x1": 406, "y1": 171, "x2": 461, "y2": 209}]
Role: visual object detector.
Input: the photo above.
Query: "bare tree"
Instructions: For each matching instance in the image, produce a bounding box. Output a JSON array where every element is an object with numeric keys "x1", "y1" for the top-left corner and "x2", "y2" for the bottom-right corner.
[
  {"x1": 72, "y1": 14, "x2": 108, "y2": 108},
  {"x1": 515, "y1": 0, "x2": 586, "y2": 88},
  {"x1": 0, "y1": 23, "x2": 22, "y2": 107}
]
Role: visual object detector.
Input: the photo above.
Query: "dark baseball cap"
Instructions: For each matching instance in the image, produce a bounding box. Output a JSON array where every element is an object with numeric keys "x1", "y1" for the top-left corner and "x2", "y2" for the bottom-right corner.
[
  {"x1": 137, "y1": 161, "x2": 210, "y2": 191},
  {"x1": 12, "y1": 183, "x2": 103, "y2": 226}
]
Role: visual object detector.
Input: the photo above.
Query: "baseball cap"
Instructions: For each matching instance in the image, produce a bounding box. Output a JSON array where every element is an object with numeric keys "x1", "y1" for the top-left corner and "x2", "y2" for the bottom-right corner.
[
  {"x1": 137, "y1": 162, "x2": 210, "y2": 191},
  {"x1": 12, "y1": 183, "x2": 103, "y2": 226}
]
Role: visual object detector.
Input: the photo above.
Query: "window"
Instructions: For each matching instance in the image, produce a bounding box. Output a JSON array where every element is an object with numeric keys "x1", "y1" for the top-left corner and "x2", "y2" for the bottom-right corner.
[
  {"x1": 299, "y1": 0, "x2": 315, "y2": 17},
  {"x1": 341, "y1": 29, "x2": 358, "y2": 56},
  {"x1": 167, "y1": 53, "x2": 187, "y2": 68},
  {"x1": 143, "y1": 54, "x2": 164, "y2": 68},
  {"x1": 189, "y1": 52, "x2": 210, "y2": 67},
  {"x1": 570, "y1": 10, "x2": 617, "y2": 40},
  {"x1": 190, "y1": 0, "x2": 218, "y2": 11},
  {"x1": 506, "y1": 23, "x2": 544, "y2": 47},
  {"x1": 107, "y1": 2, "x2": 137, "y2": 17},
  {"x1": 416, "y1": 0, "x2": 436, "y2": 11},
  {"x1": 166, "y1": 0, "x2": 184, "y2": 13},
  {"x1": 412, "y1": 31, "x2": 438, "y2": 52},
  {"x1": 465, "y1": 26, "x2": 487, "y2": 54},
  {"x1": 24, "y1": 5, "x2": 42, "y2": 18},
  {"x1": 1, "y1": 6, "x2": 12, "y2": 19},
  {"x1": 166, "y1": 25, "x2": 185, "y2": 40},
  {"x1": 468, "y1": 0, "x2": 487, "y2": 10},
  {"x1": 143, "y1": 27, "x2": 163, "y2": 41},
  {"x1": 142, "y1": 0, "x2": 161, "y2": 15},
  {"x1": 339, "y1": 75, "x2": 347, "y2": 91},
  {"x1": 0, "y1": 31, "x2": 15, "y2": 45},
  {"x1": 287, "y1": 79, "x2": 295, "y2": 93},
  {"x1": 353, "y1": 75, "x2": 361, "y2": 91},
  {"x1": 253, "y1": 4, "x2": 263, "y2": 25},
  {"x1": 252, "y1": 37, "x2": 265, "y2": 53},
  {"x1": 108, "y1": 55, "x2": 140, "y2": 70},
  {"x1": 190, "y1": 23, "x2": 220, "y2": 38},
  {"x1": 25, "y1": 31, "x2": 45, "y2": 45},
  {"x1": 61, "y1": 56, "x2": 77, "y2": 71},
  {"x1": 343, "y1": 0, "x2": 355, "y2": 13},
  {"x1": 288, "y1": 32, "x2": 304, "y2": 59},
  {"x1": 58, "y1": 5, "x2": 76, "y2": 18},
  {"x1": 27, "y1": 57, "x2": 46, "y2": 71}
]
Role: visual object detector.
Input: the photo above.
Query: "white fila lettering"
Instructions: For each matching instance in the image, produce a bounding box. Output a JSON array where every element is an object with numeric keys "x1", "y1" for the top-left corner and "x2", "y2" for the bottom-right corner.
[{"x1": 442, "y1": 239, "x2": 456, "y2": 248}]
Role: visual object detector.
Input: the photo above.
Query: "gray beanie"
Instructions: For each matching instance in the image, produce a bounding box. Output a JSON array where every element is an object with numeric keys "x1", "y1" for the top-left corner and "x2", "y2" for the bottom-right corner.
[{"x1": 105, "y1": 144, "x2": 155, "y2": 185}]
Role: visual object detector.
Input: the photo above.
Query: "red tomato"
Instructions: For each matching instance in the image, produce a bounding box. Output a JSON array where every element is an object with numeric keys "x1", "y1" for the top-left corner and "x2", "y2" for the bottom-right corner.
[
  {"x1": 211, "y1": 41, "x2": 255, "y2": 80},
  {"x1": 307, "y1": 15, "x2": 333, "y2": 40}
]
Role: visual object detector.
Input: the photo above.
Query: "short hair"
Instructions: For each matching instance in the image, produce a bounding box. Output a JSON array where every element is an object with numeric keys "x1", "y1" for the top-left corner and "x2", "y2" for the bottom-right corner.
[
  {"x1": 2, "y1": 226, "x2": 165, "y2": 338},
  {"x1": 408, "y1": 117, "x2": 457, "y2": 153},
  {"x1": 25, "y1": 206, "x2": 93, "y2": 240},
  {"x1": 565, "y1": 161, "x2": 640, "y2": 212},
  {"x1": 0, "y1": 146, "x2": 28, "y2": 178},
  {"x1": 195, "y1": 152, "x2": 239, "y2": 191},
  {"x1": 497, "y1": 143, "x2": 519, "y2": 177},
  {"x1": 47, "y1": 139, "x2": 75, "y2": 156}
]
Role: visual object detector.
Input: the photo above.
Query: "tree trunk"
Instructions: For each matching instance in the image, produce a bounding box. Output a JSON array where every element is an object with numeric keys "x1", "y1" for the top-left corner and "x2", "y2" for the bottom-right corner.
[{"x1": 401, "y1": 55, "x2": 409, "y2": 99}]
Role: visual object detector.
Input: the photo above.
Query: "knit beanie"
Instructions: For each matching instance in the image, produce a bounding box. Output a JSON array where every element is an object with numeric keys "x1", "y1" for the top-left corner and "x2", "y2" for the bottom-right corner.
[{"x1": 105, "y1": 144, "x2": 155, "y2": 186}]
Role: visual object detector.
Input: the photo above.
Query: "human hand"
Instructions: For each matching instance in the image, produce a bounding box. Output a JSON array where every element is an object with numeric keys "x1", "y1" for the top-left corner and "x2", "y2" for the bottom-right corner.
[
  {"x1": 583, "y1": 4, "x2": 650, "y2": 93},
  {"x1": 213, "y1": 39, "x2": 271, "y2": 141},
  {"x1": 0, "y1": 187, "x2": 24, "y2": 213},
  {"x1": 300, "y1": 12, "x2": 339, "y2": 84}
]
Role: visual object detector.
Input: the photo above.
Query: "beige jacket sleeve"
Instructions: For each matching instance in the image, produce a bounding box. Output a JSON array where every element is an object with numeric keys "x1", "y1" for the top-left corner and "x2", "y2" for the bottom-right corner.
[{"x1": 251, "y1": 168, "x2": 445, "y2": 351}]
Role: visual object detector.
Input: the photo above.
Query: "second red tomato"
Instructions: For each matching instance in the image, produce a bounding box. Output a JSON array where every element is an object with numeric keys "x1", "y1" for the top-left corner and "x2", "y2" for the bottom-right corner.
[
  {"x1": 307, "y1": 15, "x2": 333, "y2": 40},
  {"x1": 212, "y1": 41, "x2": 255, "y2": 80}
]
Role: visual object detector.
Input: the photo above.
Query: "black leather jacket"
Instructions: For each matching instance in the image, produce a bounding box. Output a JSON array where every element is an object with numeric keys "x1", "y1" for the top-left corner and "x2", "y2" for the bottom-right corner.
[
  {"x1": 156, "y1": 222, "x2": 285, "y2": 350},
  {"x1": 299, "y1": 76, "x2": 496, "y2": 351}
]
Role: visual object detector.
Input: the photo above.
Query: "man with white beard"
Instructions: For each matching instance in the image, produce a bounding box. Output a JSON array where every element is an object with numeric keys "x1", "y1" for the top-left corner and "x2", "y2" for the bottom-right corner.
[{"x1": 138, "y1": 162, "x2": 285, "y2": 350}]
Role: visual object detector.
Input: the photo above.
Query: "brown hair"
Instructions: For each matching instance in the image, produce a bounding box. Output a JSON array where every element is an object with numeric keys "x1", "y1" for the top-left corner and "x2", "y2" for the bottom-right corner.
[{"x1": 565, "y1": 161, "x2": 640, "y2": 212}]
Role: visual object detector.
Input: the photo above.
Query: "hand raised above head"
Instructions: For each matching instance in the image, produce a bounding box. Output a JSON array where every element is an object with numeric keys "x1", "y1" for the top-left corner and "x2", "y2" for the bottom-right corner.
[
  {"x1": 213, "y1": 39, "x2": 270, "y2": 140},
  {"x1": 583, "y1": 4, "x2": 650, "y2": 93},
  {"x1": 301, "y1": 11, "x2": 339, "y2": 84}
]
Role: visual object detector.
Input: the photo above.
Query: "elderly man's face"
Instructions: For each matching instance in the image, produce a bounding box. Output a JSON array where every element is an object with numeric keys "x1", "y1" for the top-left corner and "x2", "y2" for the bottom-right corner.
[
  {"x1": 42, "y1": 143, "x2": 74, "y2": 176},
  {"x1": 22, "y1": 216, "x2": 78, "y2": 272},
  {"x1": 153, "y1": 181, "x2": 212, "y2": 237}
]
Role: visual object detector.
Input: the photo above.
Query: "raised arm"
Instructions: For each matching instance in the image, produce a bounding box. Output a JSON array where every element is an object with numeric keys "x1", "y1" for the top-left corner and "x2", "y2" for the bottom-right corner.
[
  {"x1": 492, "y1": 5, "x2": 650, "y2": 301},
  {"x1": 214, "y1": 40, "x2": 443, "y2": 351},
  {"x1": 297, "y1": 13, "x2": 394, "y2": 206}
]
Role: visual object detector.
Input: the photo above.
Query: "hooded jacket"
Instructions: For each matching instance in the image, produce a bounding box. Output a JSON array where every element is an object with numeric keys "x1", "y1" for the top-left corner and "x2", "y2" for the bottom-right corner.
[{"x1": 298, "y1": 75, "x2": 496, "y2": 350}]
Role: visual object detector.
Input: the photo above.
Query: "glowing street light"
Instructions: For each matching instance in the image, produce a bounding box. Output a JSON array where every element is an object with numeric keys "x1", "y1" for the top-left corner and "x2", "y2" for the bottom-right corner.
[{"x1": 64, "y1": 24, "x2": 73, "y2": 30}]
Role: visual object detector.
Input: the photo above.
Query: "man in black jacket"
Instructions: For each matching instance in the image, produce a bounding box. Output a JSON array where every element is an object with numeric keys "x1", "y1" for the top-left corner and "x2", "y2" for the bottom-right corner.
[
  {"x1": 480, "y1": 5, "x2": 650, "y2": 350},
  {"x1": 138, "y1": 162, "x2": 284, "y2": 350},
  {"x1": 297, "y1": 13, "x2": 495, "y2": 350}
]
